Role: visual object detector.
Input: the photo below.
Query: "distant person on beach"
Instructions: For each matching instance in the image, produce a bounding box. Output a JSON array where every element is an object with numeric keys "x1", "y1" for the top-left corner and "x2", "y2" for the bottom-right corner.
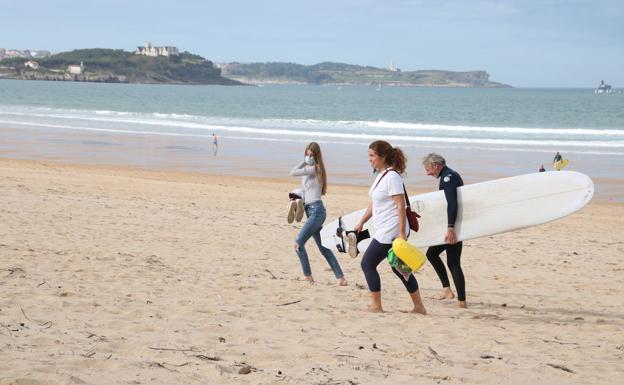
[
  {"x1": 422, "y1": 153, "x2": 467, "y2": 308},
  {"x1": 353, "y1": 140, "x2": 427, "y2": 314},
  {"x1": 290, "y1": 142, "x2": 347, "y2": 286},
  {"x1": 539, "y1": 164, "x2": 546, "y2": 172},
  {"x1": 552, "y1": 151, "x2": 569, "y2": 171},
  {"x1": 212, "y1": 133, "x2": 219, "y2": 155},
  {"x1": 553, "y1": 152, "x2": 562, "y2": 163}
]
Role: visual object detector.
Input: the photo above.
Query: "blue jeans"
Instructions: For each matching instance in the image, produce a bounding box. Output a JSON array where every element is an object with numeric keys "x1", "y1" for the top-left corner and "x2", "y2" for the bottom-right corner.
[{"x1": 295, "y1": 200, "x2": 344, "y2": 278}]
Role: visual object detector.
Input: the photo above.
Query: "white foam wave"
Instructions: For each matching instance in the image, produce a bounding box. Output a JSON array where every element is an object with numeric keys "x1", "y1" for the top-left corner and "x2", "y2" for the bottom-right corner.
[
  {"x1": 2, "y1": 107, "x2": 622, "y2": 138},
  {"x1": 366, "y1": 120, "x2": 624, "y2": 137},
  {"x1": 2, "y1": 119, "x2": 623, "y2": 151}
]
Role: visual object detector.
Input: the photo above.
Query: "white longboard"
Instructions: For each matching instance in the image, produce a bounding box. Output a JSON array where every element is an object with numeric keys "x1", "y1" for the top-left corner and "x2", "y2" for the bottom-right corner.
[{"x1": 320, "y1": 171, "x2": 594, "y2": 253}]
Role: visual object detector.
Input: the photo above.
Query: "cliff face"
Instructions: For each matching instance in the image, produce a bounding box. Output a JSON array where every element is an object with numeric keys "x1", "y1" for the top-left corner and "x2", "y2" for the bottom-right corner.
[
  {"x1": 221, "y1": 62, "x2": 511, "y2": 87},
  {"x1": 0, "y1": 49, "x2": 243, "y2": 85}
]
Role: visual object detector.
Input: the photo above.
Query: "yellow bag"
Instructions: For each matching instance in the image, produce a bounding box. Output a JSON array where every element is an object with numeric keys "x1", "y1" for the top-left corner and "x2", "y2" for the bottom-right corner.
[
  {"x1": 392, "y1": 239, "x2": 427, "y2": 272},
  {"x1": 553, "y1": 159, "x2": 569, "y2": 171}
]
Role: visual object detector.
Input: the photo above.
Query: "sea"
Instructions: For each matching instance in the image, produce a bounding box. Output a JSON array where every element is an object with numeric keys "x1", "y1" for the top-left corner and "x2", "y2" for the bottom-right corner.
[{"x1": 1, "y1": 79, "x2": 622, "y2": 200}]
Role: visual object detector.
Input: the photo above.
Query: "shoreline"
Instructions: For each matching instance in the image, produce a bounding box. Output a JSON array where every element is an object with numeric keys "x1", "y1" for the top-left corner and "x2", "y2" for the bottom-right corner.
[
  {"x1": 1, "y1": 156, "x2": 621, "y2": 205},
  {"x1": 1, "y1": 125, "x2": 622, "y2": 203}
]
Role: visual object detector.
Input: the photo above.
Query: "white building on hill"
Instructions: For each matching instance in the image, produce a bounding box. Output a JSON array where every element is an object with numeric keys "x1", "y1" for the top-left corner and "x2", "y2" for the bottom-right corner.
[
  {"x1": 24, "y1": 61, "x2": 40, "y2": 70},
  {"x1": 134, "y1": 42, "x2": 179, "y2": 57},
  {"x1": 67, "y1": 61, "x2": 84, "y2": 75}
]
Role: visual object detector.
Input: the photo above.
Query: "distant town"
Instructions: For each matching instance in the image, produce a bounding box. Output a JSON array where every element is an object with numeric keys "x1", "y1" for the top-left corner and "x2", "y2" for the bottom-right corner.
[
  {"x1": 0, "y1": 42, "x2": 179, "y2": 60},
  {"x1": 0, "y1": 42, "x2": 180, "y2": 76},
  {"x1": 0, "y1": 48, "x2": 52, "y2": 60}
]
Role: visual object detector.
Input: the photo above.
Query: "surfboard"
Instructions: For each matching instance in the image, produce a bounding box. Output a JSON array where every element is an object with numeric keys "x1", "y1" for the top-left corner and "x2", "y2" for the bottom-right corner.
[
  {"x1": 320, "y1": 171, "x2": 593, "y2": 253},
  {"x1": 553, "y1": 159, "x2": 570, "y2": 171}
]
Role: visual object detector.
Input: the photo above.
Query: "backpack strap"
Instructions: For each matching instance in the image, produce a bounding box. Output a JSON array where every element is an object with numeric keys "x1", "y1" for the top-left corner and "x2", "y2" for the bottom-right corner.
[
  {"x1": 375, "y1": 169, "x2": 412, "y2": 209},
  {"x1": 373, "y1": 169, "x2": 391, "y2": 190}
]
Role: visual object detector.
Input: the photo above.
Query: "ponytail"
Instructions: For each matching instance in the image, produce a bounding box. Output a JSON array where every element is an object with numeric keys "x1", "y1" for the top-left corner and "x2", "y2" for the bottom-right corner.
[{"x1": 391, "y1": 147, "x2": 407, "y2": 174}]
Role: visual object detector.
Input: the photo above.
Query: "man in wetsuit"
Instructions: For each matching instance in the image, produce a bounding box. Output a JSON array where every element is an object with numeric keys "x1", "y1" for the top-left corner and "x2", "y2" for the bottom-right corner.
[
  {"x1": 553, "y1": 152, "x2": 562, "y2": 163},
  {"x1": 422, "y1": 153, "x2": 467, "y2": 308}
]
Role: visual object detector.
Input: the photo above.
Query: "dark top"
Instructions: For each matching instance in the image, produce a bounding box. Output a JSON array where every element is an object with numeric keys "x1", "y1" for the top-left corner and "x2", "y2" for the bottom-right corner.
[{"x1": 438, "y1": 166, "x2": 464, "y2": 228}]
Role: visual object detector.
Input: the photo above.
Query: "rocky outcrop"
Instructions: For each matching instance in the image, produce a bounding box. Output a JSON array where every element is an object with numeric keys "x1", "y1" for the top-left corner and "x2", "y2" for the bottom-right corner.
[{"x1": 221, "y1": 62, "x2": 511, "y2": 87}]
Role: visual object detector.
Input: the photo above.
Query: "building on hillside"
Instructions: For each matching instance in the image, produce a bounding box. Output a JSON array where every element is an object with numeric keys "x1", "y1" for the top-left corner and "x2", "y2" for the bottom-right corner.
[
  {"x1": 388, "y1": 60, "x2": 401, "y2": 72},
  {"x1": 24, "y1": 61, "x2": 40, "y2": 70},
  {"x1": 134, "y1": 42, "x2": 179, "y2": 57},
  {"x1": 0, "y1": 49, "x2": 51, "y2": 59},
  {"x1": 4, "y1": 50, "x2": 23, "y2": 58},
  {"x1": 30, "y1": 50, "x2": 51, "y2": 58},
  {"x1": 67, "y1": 61, "x2": 84, "y2": 75}
]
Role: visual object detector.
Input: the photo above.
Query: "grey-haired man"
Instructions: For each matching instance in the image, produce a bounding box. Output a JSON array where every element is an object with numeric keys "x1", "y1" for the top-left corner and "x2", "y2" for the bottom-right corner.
[{"x1": 422, "y1": 153, "x2": 467, "y2": 308}]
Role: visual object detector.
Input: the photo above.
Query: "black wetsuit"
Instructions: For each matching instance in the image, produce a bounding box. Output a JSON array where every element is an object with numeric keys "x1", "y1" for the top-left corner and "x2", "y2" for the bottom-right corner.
[{"x1": 426, "y1": 166, "x2": 466, "y2": 301}]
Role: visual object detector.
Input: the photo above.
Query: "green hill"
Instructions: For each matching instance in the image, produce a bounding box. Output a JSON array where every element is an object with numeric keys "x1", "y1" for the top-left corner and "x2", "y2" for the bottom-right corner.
[
  {"x1": 0, "y1": 49, "x2": 242, "y2": 85},
  {"x1": 221, "y1": 61, "x2": 510, "y2": 87}
]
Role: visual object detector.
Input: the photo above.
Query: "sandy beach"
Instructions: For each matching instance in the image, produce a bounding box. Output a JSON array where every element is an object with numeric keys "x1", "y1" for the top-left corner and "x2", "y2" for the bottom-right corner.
[{"x1": 1, "y1": 157, "x2": 623, "y2": 385}]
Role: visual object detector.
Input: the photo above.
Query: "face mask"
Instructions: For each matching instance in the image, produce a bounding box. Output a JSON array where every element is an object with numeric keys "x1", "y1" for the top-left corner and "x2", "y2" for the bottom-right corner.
[{"x1": 305, "y1": 156, "x2": 315, "y2": 166}]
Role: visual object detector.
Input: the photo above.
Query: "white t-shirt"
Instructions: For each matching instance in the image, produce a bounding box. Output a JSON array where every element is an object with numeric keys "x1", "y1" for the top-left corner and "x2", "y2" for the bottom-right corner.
[{"x1": 369, "y1": 169, "x2": 407, "y2": 244}]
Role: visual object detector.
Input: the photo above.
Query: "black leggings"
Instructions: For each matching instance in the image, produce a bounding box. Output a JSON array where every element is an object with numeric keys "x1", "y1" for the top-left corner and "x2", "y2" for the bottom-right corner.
[
  {"x1": 361, "y1": 239, "x2": 419, "y2": 293},
  {"x1": 426, "y1": 242, "x2": 465, "y2": 301}
]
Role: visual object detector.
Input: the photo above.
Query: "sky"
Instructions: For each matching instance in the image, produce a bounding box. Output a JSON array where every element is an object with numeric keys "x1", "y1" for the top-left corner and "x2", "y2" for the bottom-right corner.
[{"x1": 1, "y1": 0, "x2": 622, "y2": 87}]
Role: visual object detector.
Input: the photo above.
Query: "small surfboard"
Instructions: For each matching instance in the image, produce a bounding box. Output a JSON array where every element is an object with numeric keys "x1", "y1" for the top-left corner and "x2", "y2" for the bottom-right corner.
[
  {"x1": 553, "y1": 159, "x2": 570, "y2": 171},
  {"x1": 321, "y1": 171, "x2": 593, "y2": 253}
]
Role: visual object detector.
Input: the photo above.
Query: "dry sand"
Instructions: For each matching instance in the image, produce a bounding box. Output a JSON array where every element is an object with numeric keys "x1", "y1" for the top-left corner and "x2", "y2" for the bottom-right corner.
[{"x1": 1, "y1": 158, "x2": 623, "y2": 385}]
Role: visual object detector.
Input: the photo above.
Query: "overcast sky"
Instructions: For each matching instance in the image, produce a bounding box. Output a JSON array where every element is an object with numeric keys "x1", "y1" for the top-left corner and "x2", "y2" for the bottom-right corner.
[{"x1": 2, "y1": 0, "x2": 622, "y2": 87}]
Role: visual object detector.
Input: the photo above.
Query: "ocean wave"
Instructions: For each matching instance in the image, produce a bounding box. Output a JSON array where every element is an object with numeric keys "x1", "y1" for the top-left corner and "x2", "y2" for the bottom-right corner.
[
  {"x1": 2, "y1": 119, "x2": 623, "y2": 151},
  {"x1": 95, "y1": 110, "x2": 136, "y2": 116},
  {"x1": 2, "y1": 106, "x2": 623, "y2": 138},
  {"x1": 365, "y1": 120, "x2": 624, "y2": 137}
]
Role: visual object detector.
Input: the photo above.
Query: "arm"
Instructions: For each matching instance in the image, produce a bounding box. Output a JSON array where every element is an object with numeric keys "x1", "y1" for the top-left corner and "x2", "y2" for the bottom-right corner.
[
  {"x1": 442, "y1": 180, "x2": 460, "y2": 244},
  {"x1": 290, "y1": 162, "x2": 316, "y2": 177},
  {"x1": 354, "y1": 201, "x2": 373, "y2": 232},
  {"x1": 392, "y1": 194, "x2": 407, "y2": 240}
]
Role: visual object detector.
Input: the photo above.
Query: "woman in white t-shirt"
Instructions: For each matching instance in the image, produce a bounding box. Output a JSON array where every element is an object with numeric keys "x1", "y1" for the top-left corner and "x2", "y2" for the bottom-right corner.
[{"x1": 353, "y1": 140, "x2": 427, "y2": 314}]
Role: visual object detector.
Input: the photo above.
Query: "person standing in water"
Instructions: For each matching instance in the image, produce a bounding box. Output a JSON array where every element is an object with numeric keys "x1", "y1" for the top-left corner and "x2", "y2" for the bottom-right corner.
[
  {"x1": 353, "y1": 140, "x2": 427, "y2": 314},
  {"x1": 290, "y1": 142, "x2": 347, "y2": 285}
]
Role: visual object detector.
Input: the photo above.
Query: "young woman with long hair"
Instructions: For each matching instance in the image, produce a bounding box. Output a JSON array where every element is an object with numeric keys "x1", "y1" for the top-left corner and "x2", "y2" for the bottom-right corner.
[{"x1": 290, "y1": 142, "x2": 347, "y2": 285}]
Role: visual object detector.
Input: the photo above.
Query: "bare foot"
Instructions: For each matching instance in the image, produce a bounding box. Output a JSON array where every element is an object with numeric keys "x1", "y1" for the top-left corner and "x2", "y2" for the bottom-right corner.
[
  {"x1": 410, "y1": 304, "x2": 428, "y2": 315},
  {"x1": 304, "y1": 275, "x2": 315, "y2": 284},
  {"x1": 367, "y1": 305, "x2": 384, "y2": 313},
  {"x1": 435, "y1": 287, "x2": 455, "y2": 300},
  {"x1": 337, "y1": 277, "x2": 348, "y2": 286},
  {"x1": 456, "y1": 301, "x2": 467, "y2": 309}
]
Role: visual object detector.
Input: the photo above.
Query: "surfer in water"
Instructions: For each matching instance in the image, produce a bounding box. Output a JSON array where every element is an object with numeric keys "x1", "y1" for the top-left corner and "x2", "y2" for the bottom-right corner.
[
  {"x1": 353, "y1": 140, "x2": 427, "y2": 314},
  {"x1": 290, "y1": 142, "x2": 347, "y2": 286},
  {"x1": 422, "y1": 153, "x2": 467, "y2": 308}
]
